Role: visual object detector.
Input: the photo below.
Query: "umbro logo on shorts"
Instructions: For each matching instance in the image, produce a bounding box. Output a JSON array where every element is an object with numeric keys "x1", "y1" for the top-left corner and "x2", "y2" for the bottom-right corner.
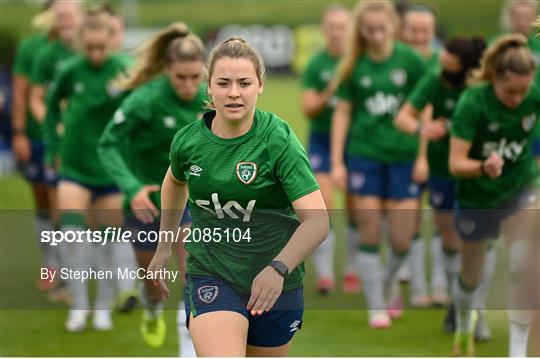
[
  {"x1": 198, "y1": 285, "x2": 219, "y2": 304},
  {"x1": 290, "y1": 320, "x2": 301, "y2": 332}
]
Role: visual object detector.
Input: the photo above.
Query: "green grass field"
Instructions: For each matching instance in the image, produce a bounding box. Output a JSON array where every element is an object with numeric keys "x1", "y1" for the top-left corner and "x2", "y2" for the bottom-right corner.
[{"x1": 0, "y1": 75, "x2": 514, "y2": 356}]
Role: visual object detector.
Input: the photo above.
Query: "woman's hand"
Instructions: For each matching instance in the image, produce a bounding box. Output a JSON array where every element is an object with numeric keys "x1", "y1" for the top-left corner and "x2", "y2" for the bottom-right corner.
[
  {"x1": 331, "y1": 162, "x2": 348, "y2": 190},
  {"x1": 247, "y1": 266, "x2": 284, "y2": 315},
  {"x1": 147, "y1": 250, "x2": 171, "y2": 299},
  {"x1": 482, "y1": 152, "x2": 504, "y2": 179},
  {"x1": 12, "y1": 133, "x2": 31, "y2": 163},
  {"x1": 421, "y1": 119, "x2": 448, "y2": 141},
  {"x1": 131, "y1": 185, "x2": 160, "y2": 224},
  {"x1": 412, "y1": 155, "x2": 429, "y2": 184}
]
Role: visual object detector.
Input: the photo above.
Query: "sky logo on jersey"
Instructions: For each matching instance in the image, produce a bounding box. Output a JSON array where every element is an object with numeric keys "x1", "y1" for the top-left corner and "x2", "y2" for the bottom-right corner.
[
  {"x1": 365, "y1": 92, "x2": 402, "y2": 116},
  {"x1": 482, "y1": 138, "x2": 528, "y2": 162},
  {"x1": 236, "y1": 162, "x2": 257, "y2": 185},
  {"x1": 190, "y1": 165, "x2": 203, "y2": 176},
  {"x1": 197, "y1": 286, "x2": 219, "y2": 304},
  {"x1": 195, "y1": 193, "x2": 256, "y2": 222}
]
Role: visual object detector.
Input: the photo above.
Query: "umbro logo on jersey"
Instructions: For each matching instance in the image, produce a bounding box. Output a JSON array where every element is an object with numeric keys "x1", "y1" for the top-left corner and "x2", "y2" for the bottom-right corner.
[
  {"x1": 163, "y1": 116, "x2": 177, "y2": 128},
  {"x1": 320, "y1": 70, "x2": 332, "y2": 82},
  {"x1": 113, "y1": 110, "x2": 126, "y2": 124},
  {"x1": 487, "y1": 122, "x2": 499, "y2": 133},
  {"x1": 290, "y1": 320, "x2": 301, "y2": 332},
  {"x1": 236, "y1": 162, "x2": 257, "y2": 185},
  {"x1": 360, "y1": 76, "x2": 372, "y2": 88},
  {"x1": 190, "y1": 165, "x2": 203, "y2": 176},
  {"x1": 74, "y1": 82, "x2": 84, "y2": 93},
  {"x1": 444, "y1": 99, "x2": 455, "y2": 111}
]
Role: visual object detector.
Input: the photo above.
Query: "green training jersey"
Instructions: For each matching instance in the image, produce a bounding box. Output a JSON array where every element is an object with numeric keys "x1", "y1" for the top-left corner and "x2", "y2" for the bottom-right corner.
[
  {"x1": 12, "y1": 33, "x2": 50, "y2": 140},
  {"x1": 44, "y1": 54, "x2": 128, "y2": 186},
  {"x1": 408, "y1": 69, "x2": 463, "y2": 178},
  {"x1": 169, "y1": 109, "x2": 320, "y2": 294},
  {"x1": 424, "y1": 49, "x2": 440, "y2": 72},
  {"x1": 302, "y1": 49, "x2": 339, "y2": 135},
  {"x1": 30, "y1": 39, "x2": 75, "y2": 88},
  {"x1": 98, "y1": 76, "x2": 207, "y2": 206},
  {"x1": 337, "y1": 42, "x2": 426, "y2": 163},
  {"x1": 451, "y1": 83, "x2": 540, "y2": 209}
]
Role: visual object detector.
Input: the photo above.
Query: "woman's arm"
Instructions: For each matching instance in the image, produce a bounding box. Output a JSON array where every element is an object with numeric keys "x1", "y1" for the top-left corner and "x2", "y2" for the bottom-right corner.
[
  {"x1": 449, "y1": 137, "x2": 503, "y2": 179},
  {"x1": 30, "y1": 84, "x2": 47, "y2": 123},
  {"x1": 330, "y1": 100, "x2": 352, "y2": 189},
  {"x1": 147, "y1": 168, "x2": 189, "y2": 298},
  {"x1": 301, "y1": 80, "x2": 338, "y2": 119},
  {"x1": 11, "y1": 74, "x2": 31, "y2": 163},
  {"x1": 247, "y1": 189, "x2": 329, "y2": 314}
]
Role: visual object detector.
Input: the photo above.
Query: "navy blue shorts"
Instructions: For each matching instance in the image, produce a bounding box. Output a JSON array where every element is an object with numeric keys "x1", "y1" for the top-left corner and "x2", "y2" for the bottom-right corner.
[
  {"x1": 59, "y1": 176, "x2": 120, "y2": 202},
  {"x1": 346, "y1": 155, "x2": 420, "y2": 199},
  {"x1": 185, "y1": 274, "x2": 304, "y2": 347},
  {"x1": 19, "y1": 141, "x2": 58, "y2": 185},
  {"x1": 125, "y1": 209, "x2": 192, "y2": 251},
  {"x1": 308, "y1": 132, "x2": 330, "y2": 173},
  {"x1": 533, "y1": 139, "x2": 540, "y2": 156},
  {"x1": 455, "y1": 188, "x2": 539, "y2": 241},
  {"x1": 428, "y1": 176, "x2": 456, "y2": 211}
]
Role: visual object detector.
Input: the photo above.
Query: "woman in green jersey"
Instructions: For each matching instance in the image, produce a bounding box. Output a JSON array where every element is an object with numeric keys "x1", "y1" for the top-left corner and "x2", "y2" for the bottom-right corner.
[
  {"x1": 11, "y1": 0, "x2": 61, "y2": 294},
  {"x1": 99, "y1": 22, "x2": 206, "y2": 351},
  {"x1": 43, "y1": 9, "x2": 128, "y2": 333},
  {"x1": 331, "y1": 0, "x2": 425, "y2": 328},
  {"x1": 148, "y1": 38, "x2": 329, "y2": 356},
  {"x1": 395, "y1": 36, "x2": 488, "y2": 336},
  {"x1": 449, "y1": 34, "x2": 539, "y2": 356},
  {"x1": 301, "y1": 4, "x2": 361, "y2": 295}
]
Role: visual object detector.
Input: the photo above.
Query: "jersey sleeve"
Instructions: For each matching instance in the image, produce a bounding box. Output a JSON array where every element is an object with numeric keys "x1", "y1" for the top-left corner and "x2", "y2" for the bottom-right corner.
[
  {"x1": 169, "y1": 128, "x2": 189, "y2": 182},
  {"x1": 98, "y1": 95, "x2": 150, "y2": 201},
  {"x1": 30, "y1": 46, "x2": 50, "y2": 86},
  {"x1": 270, "y1": 122, "x2": 320, "y2": 202},
  {"x1": 13, "y1": 38, "x2": 32, "y2": 77},
  {"x1": 42, "y1": 66, "x2": 70, "y2": 165},
  {"x1": 336, "y1": 73, "x2": 354, "y2": 102},
  {"x1": 406, "y1": 50, "x2": 427, "y2": 90},
  {"x1": 302, "y1": 56, "x2": 320, "y2": 90},
  {"x1": 408, "y1": 71, "x2": 437, "y2": 111},
  {"x1": 450, "y1": 89, "x2": 480, "y2": 142}
]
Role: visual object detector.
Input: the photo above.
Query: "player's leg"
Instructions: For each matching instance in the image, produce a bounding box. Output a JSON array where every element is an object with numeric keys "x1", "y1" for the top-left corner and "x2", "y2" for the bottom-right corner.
[
  {"x1": 308, "y1": 133, "x2": 335, "y2": 295},
  {"x1": 56, "y1": 179, "x2": 92, "y2": 332},
  {"x1": 91, "y1": 189, "x2": 123, "y2": 331},
  {"x1": 246, "y1": 343, "x2": 291, "y2": 357},
  {"x1": 185, "y1": 275, "x2": 249, "y2": 356},
  {"x1": 386, "y1": 162, "x2": 421, "y2": 318},
  {"x1": 501, "y1": 192, "x2": 538, "y2": 357},
  {"x1": 343, "y1": 193, "x2": 362, "y2": 294},
  {"x1": 347, "y1": 156, "x2": 388, "y2": 328},
  {"x1": 407, "y1": 198, "x2": 430, "y2": 308}
]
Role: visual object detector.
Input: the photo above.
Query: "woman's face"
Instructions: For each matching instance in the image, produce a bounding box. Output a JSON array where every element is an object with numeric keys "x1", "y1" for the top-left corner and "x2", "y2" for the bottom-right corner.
[
  {"x1": 359, "y1": 10, "x2": 395, "y2": 51},
  {"x1": 82, "y1": 29, "x2": 111, "y2": 66},
  {"x1": 440, "y1": 49, "x2": 462, "y2": 72},
  {"x1": 208, "y1": 57, "x2": 263, "y2": 123},
  {"x1": 493, "y1": 71, "x2": 535, "y2": 108},
  {"x1": 322, "y1": 9, "x2": 350, "y2": 55},
  {"x1": 166, "y1": 61, "x2": 204, "y2": 101},
  {"x1": 54, "y1": 2, "x2": 81, "y2": 43}
]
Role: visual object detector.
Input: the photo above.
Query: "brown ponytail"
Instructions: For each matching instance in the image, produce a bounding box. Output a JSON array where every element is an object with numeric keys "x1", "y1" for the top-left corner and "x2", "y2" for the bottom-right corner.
[
  {"x1": 119, "y1": 22, "x2": 205, "y2": 91},
  {"x1": 469, "y1": 33, "x2": 536, "y2": 84}
]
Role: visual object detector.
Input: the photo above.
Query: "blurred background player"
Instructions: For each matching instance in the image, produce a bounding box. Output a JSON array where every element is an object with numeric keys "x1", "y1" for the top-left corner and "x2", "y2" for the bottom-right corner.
[
  {"x1": 449, "y1": 34, "x2": 538, "y2": 356},
  {"x1": 99, "y1": 22, "x2": 206, "y2": 354},
  {"x1": 395, "y1": 36, "x2": 490, "y2": 339},
  {"x1": 11, "y1": 0, "x2": 61, "y2": 295},
  {"x1": 43, "y1": 7, "x2": 129, "y2": 332},
  {"x1": 397, "y1": 4, "x2": 447, "y2": 309},
  {"x1": 301, "y1": 4, "x2": 361, "y2": 295},
  {"x1": 331, "y1": 0, "x2": 425, "y2": 328}
]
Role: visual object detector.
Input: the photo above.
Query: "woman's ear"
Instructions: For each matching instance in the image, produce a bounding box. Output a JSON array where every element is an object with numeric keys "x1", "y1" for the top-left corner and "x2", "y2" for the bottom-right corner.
[{"x1": 258, "y1": 81, "x2": 264, "y2": 95}]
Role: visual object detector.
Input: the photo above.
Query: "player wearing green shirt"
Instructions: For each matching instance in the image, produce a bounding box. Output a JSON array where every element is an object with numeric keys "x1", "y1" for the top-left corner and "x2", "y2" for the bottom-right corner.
[
  {"x1": 448, "y1": 34, "x2": 539, "y2": 357},
  {"x1": 98, "y1": 23, "x2": 206, "y2": 353},
  {"x1": 148, "y1": 37, "x2": 328, "y2": 356},
  {"x1": 301, "y1": 5, "x2": 360, "y2": 296},
  {"x1": 44, "y1": 9, "x2": 128, "y2": 334},
  {"x1": 396, "y1": 36, "x2": 488, "y2": 336},
  {"x1": 398, "y1": 4, "x2": 442, "y2": 309},
  {"x1": 331, "y1": 0, "x2": 425, "y2": 329}
]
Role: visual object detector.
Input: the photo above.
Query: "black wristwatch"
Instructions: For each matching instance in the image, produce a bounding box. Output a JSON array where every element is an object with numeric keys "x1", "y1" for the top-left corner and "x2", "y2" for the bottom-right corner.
[{"x1": 268, "y1": 260, "x2": 289, "y2": 278}]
